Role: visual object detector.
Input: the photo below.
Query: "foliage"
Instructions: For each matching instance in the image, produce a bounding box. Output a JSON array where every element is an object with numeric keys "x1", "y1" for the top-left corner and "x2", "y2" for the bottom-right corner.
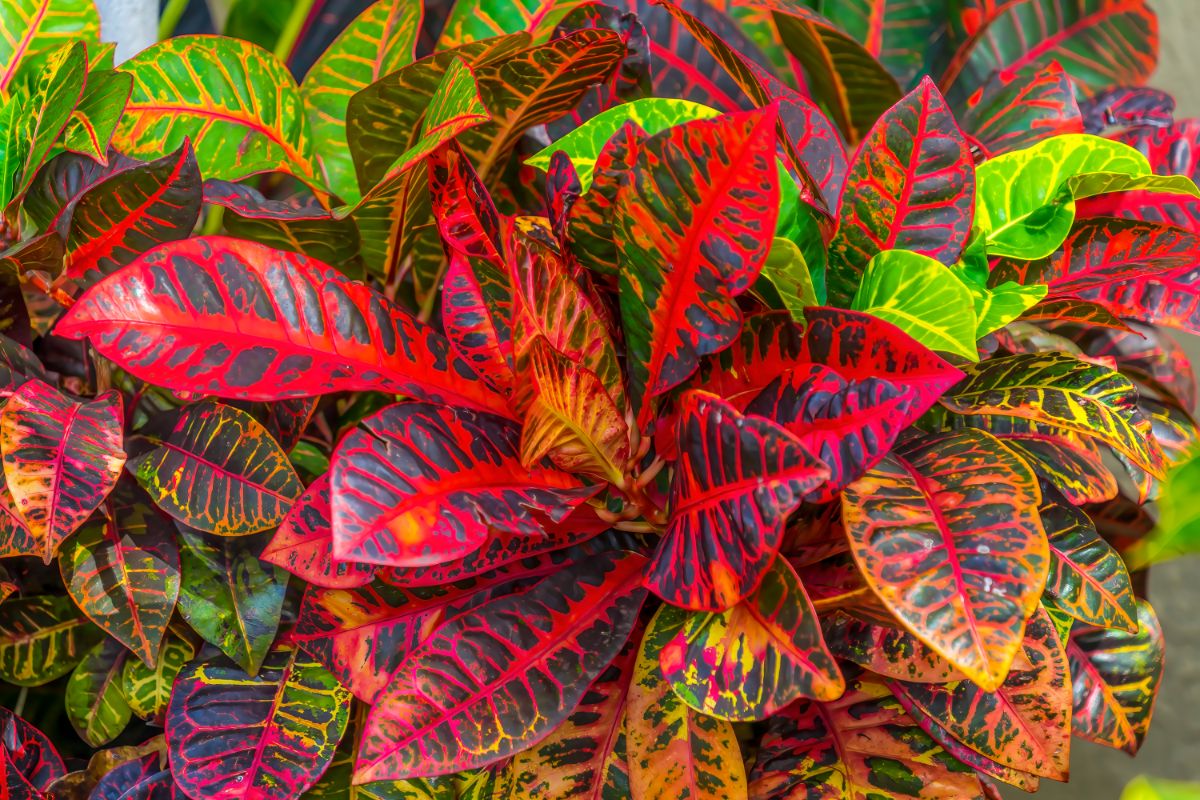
[{"x1": 0, "y1": 0, "x2": 1192, "y2": 798}]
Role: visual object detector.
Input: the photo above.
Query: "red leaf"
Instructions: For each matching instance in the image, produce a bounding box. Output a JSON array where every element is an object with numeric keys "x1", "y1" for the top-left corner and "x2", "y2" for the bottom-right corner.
[
  {"x1": 260, "y1": 474, "x2": 376, "y2": 589},
  {"x1": 645, "y1": 391, "x2": 828, "y2": 611},
  {"x1": 958, "y1": 61, "x2": 1082, "y2": 157},
  {"x1": 827, "y1": 77, "x2": 976, "y2": 306},
  {"x1": 55, "y1": 236, "x2": 511, "y2": 415},
  {"x1": 330, "y1": 402, "x2": 593, "y2": 568}
]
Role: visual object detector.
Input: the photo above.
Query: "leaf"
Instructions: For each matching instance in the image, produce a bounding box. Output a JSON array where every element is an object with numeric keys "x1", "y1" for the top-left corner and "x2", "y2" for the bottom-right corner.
[
  {"x1": 646, "y1": 391, "x2": 828, "y2": 611},
  {"x1": 458, "y1": 30, "x2": 630, "y2": 182},
  {"x1": 974, "y1": 134, "x2": 1196, "y2": 260},
  {"x1": 122, "y1": 637, "x2": 194, "y2": 724},
  {"x1": 8, "y1": 41, "x2": 88, "y2": 206},
  {"x1": 65, "y1": 638, "x2": 131, "y2": 747},
  {"x1": 938, "y1": 352, "x2": 1166, "y2": 478},
  {"x1": 808, "y1": 0, "x2": 947, "y2": 87},
  {"x1": 992, "y1": 217, "x2": 1200, "y2": 296},
  {"x1": 827, "y1": 78, "x2": 975, "y2": 306},
  {"x1": 115, "y1": 36, "x2": 318, "y2": 185},
  {"x1": 167, "y1": 646, "x2": 352, "y2": 800},
  {"x1": 748, "y1": 671, "x2": 985, "y2": 799},
  {"x1": 957, "y1": 62, "x2": 1082, "y2": 157},
  {"x1": 355, "y1": 551, "x2": 647, "y2": 781},
  {"x1": 1123, "y1": 777, "x2": 1200, "y2": 800},
  {"x1": 260, "y1": 474, "x2": 376, "y2": 589},
  {"x1": 59, "y1": 489, "x2": 181, "y2": 666},
  {"x1": 997, "y1": 425, "x2": 1118, "y2": 505},
  {"x1": 616, "y1": 107, "x2": 779, "y2": 423},
  {"x1": 1069, "y1": 599, "x2": 1164, "y2": 754},
  {"x1": 822, "y1": 613, "x2": 981, "y2": 684},
  {"x1": 498, "y1": 628, "x2": 637, "y2": 797},
  {"x1": 176, "y1": 527, "x2": 288, "y2": 675},
  {"x1": 57, "y1": 140, "x2": 202, "y2": 291},
  {"x1": 841, "y1": 428, "x2": 1049, "y2": 690},
  {"x1": 520, "y1": 338, "x2": 629, "y2": 483},
  {"x1": 438, "y1": 0, "x2": 588, "y2": 48},
  {"x1": 0, "y1": 595, "x2": 102, "y2": 686},
  {"x1": 330, "y1": 402, "x2": 591, "y2": 568},
  {"x1": 131, "y1": 402, "x2": 301, "y2": 536},
  {"x1": 526, "y1": 97, "x2": 720, "y2": 189},
  {"x1": 56, "y1": 236, "x2": 511, "y2": 415},
  {"x1": 850, "y1": 249, "x2": 979, "y2": 360},
  {"x1": 1082, "y1": 87, "x2": 1176, "y2": 134},
  {"x1": 942, "y1": 0, "x2": 1158, "y2": 103},
  {"x1": 749, "y1": 0, "x2": 902, "y2": 145},
  {"x1": 0, "y1": 333, "x2": 46, "y2": 397},
  {"x1": 116, "y1": 770, "x2": 182, "y2": 800},
  {"x1": 659, "y1": 557, "x2": 842, "y2": 720},
  {"x1": 1040, "y1": 495, "x2": 1137, "y2": 632},
  {"x1": 759, "y1": 237, "x2": 819, "y2": 322},
  {"x1": 61, "y1": 68, "x2": 133, "y2": 164},
  {"x1": 23, "y1": 149, "x2": 139, "y2": 232},
  {"x1": 302, "y1": 0, "x2": 422, "y2": 201},
  {"x1": 1063, "y1": 319, "x2": 1196, "y2": 411},
  {"x1": 0, "y1": 0, "x2": 99, "y2": 93},
  {"x1": 627, "y1": 605, "x2": 747, "y2": 800},
  {"x1": 890, "y1": 608, "x2": 1071, "y2": 781},
  {"x1": 0, "y1": 379, "x2": 124, "y2": 564},
  {"x1": 0, "y1": 708, "x2": 66, "y2": 794}
]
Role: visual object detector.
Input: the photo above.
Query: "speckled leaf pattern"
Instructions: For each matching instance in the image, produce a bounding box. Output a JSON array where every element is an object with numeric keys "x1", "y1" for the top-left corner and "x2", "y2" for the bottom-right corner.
[
  {"x1": 176, "y1": 527, "x2": 288, "y2": 675},
  {"x1": 56, "y1": 237, "x2": 511, "y2": 415},
  {"x1": 59, "y1": 490, "x2": 181, "y2": 666},
  {"x1": 65, "y1": 637, "x2": 131, "y2": 747},
  {"x1": 0, "y1": 380, "x2": 124, "y2": 564},
  {"x1": 1000, "y1": 428, "x2": 1118, "y2": 505},
  {"x1": 842, "y1": 428, "x2": 1049, "y2": 691},
  {"x1": 500, "y1": 628, "x2": 638, "y2": 799},
  {"x1": 748, "y1": 671, "x2": 985, "y2": 799},
  {"x1": 355, "y1": 552, "x2": 647, "y2": 781},
  {"x1": 1040, "y1": 496, "x2": 1138, "y2": 632},
  {"x1": 301, "y1": 0, "x2": 422, "y2": 201},
  {"x1": 1078, "y1": 261, "x2": 1200, "y2": 336},
  {"x1": 564, "y1": 119, "x2": 644, "y2": 277},
  {"x1": 1085, "y1": 87, "x2": 1176, "y2": 134},
  {"x1": 957, "y1": 62, "x2": 1082, "y2": 157},
  {"x1": 0, "y1": 0, "x2": 99, "y2": 92},
  {"x1": 459, "y1": 30, "x2": 627, "y2": 182},
  {"x1": 123, "y1": 637, "x2": 194, "y2": 724},
  {"x1": 61, "y1": 67, "x2": 132, "y2": 163},
  {"x1": 823, "y1": 613, "x2": 984, "y2": 684},
  {"x1": 167, "y1": 646, "x2": 351, "y2": 800},
  {"x1": 616, "y1": 107, "x2": 779, "y2": 424},
  {"x1": 942, "y1": 0, "x2": 1159, "y2": 104},
  {"x1": 627, "y1": 605, "x2": 747, "y2": 800},
  {"x1": 939, "y1": 353, "x2": 1167, "y2": 478},
  {"x1": 0, "y1": 595, "x2": 102, "y2": 686},
  {"x1": 520, "y1": 338, "x2": 629, "y2": 483},
  {"x1": 89, "y1": 753, "x2": 164, "y2": 800},
  {"x1": 890, "y1": 608, "x2": 1071, "y2": 780},
  {"x1": 9, "y1": 41, "x2": 87, "y2": 205},
  {"x1": 260, "y1": 474, "x2": 376, "y2": 589},
  {"x1": 827, "y1": 78, "x2": 976, "y2": 307},
  {"x1": 58, "y1": 140, "x2": 202, "y2": 291},
  {"x1": 646, "y1": 392, "x2": 828, "y2": 612},
  {"x1": 115, "y1": 36, "x2": 317, "y2": 184},
  {"x1": 813, "y1": 0, "x2": 946, "y2": 87},
  {"x1": 330, "y1": 402, "x2": 589, "y2": 568},
  {"x1": 131, "y1": 402, "x2": 301, "y2": 536},
  {"x1": 1069, "y1": 599, "x2": 1164, "y2": 755},
  {"x1": 659, "y1": 557, "x2": 843, "y2": 721}
]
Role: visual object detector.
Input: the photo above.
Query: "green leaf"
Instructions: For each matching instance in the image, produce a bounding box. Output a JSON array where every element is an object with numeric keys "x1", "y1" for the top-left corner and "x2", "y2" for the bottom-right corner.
[
  {"x1": 0, "y1": 93, "x2": 25, "y2": 210},
  {"x1": 526, "y1": 98, "x2": 720, "y2": 190},
  {"x1": 59, "y1": 69, "x2": 132, "y2": 164},
  {"x1": 758, "y1": 237, "x2": 818, "y2": 323},
  {"x1": 176, "y1": 527, "x2": 288, "y2": 676},
  {"x1": 115, "y1": 35, "x2": 317, "y2": 186},
  {"x1": 122, "y1": 635, "x2": 194, "y2": 724},
  {"x1": 850, "y1": 249, "x2": 979, "y2": 360},
  {"x1": 1123, "y1": 777, "x2": 1200, "y2": 800},
  {"x1": 0, "y1": 0, "x2": 100, "y2": 93},
  {"x1": 0, "y1": 595, "x2": 102, "y2": 686},
  {"x1": 1127, "y1": 446, "x2": 1200, "y2": 568},
  {"x1": 975, "y1": 134, "x2": 1199, "y2": 260},
  {"x1": 65, "y1": 637, "x2": 131, "y2": 747},
  {"x1": 951, "y1": 238, "x2": 1047, "y2": 337},
  {"x1": 10, "y1": 41, "x2": 87, "y2": 206},
  {"x1": 302, "y1": 0, "x2": 422, "y2": 202},
  {"x1": 438, "y1": 0, "x2": 588, "y2": 48}
]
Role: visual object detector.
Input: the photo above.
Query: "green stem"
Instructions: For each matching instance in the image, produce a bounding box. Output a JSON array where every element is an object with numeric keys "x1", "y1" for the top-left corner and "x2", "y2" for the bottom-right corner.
[
  {"x1": 273, "y1": 0, "x2": 318, "y2": 64},
  {"x1": 13, "y1": 686, "x2": 26, "y2": 717},
  {"x1": 158, "y1": 0, "x2": 190, "y2": 40},
  {"x1": 202, "y1": 205, "x2": 224, "y2": 236}
]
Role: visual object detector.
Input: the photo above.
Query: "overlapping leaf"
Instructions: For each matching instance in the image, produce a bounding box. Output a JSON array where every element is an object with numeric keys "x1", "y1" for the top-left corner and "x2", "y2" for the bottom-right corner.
[
  {"x1": 842, "y1": 428, "x2": 1049, "y2": 690},
  {"x1": 646, "y1": 392, "x2": 828, "y2": 611},
  {"x1": 0, "y1": 0, "x2": 99, "y2": 93},
  {"x1": 0, "y1": 708, "x2": 66, "y2": 796},
  {"x1": 167, "y1": 646, "x2": 351, "y2": 800},
  {"x1": 827, "y1": 78, "x2": 976, "y2": 306},
  {"x1": 957, "y1": 62, "x2": 1082, "y2": 157},
  {"x1": 0, "y1": 379, "x2": 124, "y2": 564},
  {"x1": 122, "y1": 637, "x2": 194, "y2": 725},
  {"x1": 331, "y1": 401, "x2": 590, "y2": 567},
  {"x1": 616, "y1": 107, "x2": 779, "y2": 422},
  {"x1": 0, "y1": 595, "x2": 101, "y2": 686},
  {"x1": 66, "y1": 637, "x2": 131, "y2": 747},
  {"x1": 355, "y1": 552, "x2": 647, "y2": 781},
  {"x1": 261, "y1": 474, "x2": 375, "y2": 589}
]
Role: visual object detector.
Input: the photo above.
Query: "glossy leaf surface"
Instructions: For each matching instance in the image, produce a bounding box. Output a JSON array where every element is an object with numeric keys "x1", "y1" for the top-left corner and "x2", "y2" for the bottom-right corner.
[
  {"x1": 65, "y1": 637, "x2": 131, "y2": 747},
  {"x1": 1041, "y1": 497, "x2": 1138, "y2": 632},
  {"x1": 260, "y1": 474, "x2": 375, "y2": 589},
  {"x1": 0, "y1": 595, "x2": 101, "y2": 686}
]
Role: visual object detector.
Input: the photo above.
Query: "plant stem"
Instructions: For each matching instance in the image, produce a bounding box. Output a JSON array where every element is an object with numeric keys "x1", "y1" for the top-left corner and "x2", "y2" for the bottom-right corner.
[
  {"x1": 158, "y1": 0, "x2": 190, "y2": 40},
  {"x1": 274, "y1": 0, "x2": 317, "y2": 64},
  {"x1": 13, "y1": 686, "x2": 26, "y2": 717},
  {"x1": 201, "y1": 205, "x2": 224, "y2": 236}
]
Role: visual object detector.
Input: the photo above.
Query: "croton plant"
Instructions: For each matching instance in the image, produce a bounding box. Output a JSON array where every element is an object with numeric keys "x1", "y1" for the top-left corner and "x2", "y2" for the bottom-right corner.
[{"x1": 0, "y1": 0, "x2": 1193, "y2": 797}]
